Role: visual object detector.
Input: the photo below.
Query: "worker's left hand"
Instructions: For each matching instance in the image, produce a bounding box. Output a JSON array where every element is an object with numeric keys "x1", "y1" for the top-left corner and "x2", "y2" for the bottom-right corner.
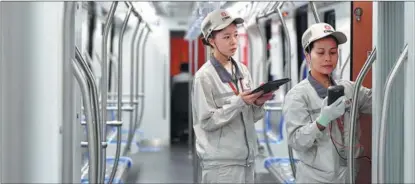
[
  {"x1": 254, "y1": 92, "x2": 274, "y2": 106},
  {"x1": 253, "y1": 82, "x2": 277, "y2": 106}
]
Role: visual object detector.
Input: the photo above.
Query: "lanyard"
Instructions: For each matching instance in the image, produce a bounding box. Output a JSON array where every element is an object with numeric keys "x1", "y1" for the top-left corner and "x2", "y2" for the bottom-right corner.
[
  {"x1": 228, "y1": 63, "x2": 244, "y2": 95},
  {"x1": 228, "y1": 80, "x2": 244, "y2": 95},
  {"x1": 329, "y1": 115, "x2": 363, "y2": 149}
]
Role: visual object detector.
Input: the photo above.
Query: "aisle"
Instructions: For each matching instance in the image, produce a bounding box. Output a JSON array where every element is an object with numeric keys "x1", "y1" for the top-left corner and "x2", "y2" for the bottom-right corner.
[
  {"x1": 125, "y1": 143, "x2": 277, "y2": 183},
  {"x1": 126, "y1": 144, "x2": 193, "y2": 183}
]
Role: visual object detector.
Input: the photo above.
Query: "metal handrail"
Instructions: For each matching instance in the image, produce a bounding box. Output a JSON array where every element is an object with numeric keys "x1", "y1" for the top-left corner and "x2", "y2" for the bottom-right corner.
[
  {"x1": 125, "y1": 26, "x2": 151, "y2": 155},
  {"x1": 347, "y1": 47, "x2": 377, "y2": 184},
  {"x1": 309, "y1": 1, "x2": 321, "y2": 23},
  {"x1": 124, "y1": 18, "x2": 141, "y2": 156},
  {"x1": 100, "y1": 2, "x2": 118, "y2": 183},
  {"x1": 378, "y1": 44, "x2": 408, "y2": 183},
  {"x1": 276, "y1": 2, "x2": 291, "y2": 91},
  {"x1": 340, "y1": 54, "x2": 351, "y2": 78},
  {"x1": 75, "y1": 47, "x2": 103, "y2": 184},
  {"x1": 274, "y1": 2, "x2": 296, "y2": 177},
  {"x1": 124, "y1": 22, "x2": 145, "y2": 155},
  {"x1": 108, "y1": 5, "x2": 132, "y2": 184},
  {"x1": 71, "y1": 59, "x2": 99, "y2": 184},
  {"x1": 254, "y1": 1, "x2": 296, "y2": 177},
  {"x1": 133, "y1": 28, "x2": 150, "y2": 139},
  {"x1": 125, "y1": 1, "x2": 152, "y2": 32}
]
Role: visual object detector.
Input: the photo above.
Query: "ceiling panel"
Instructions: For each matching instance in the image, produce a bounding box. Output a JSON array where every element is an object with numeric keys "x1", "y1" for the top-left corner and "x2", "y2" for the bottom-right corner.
[{"x1": 152, "y1": 2, "x2": 196, "y2": 18}]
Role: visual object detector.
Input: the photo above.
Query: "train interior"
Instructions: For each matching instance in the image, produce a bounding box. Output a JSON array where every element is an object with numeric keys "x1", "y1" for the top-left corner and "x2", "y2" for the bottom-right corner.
[{"x1": 1, "y1": 1, "x2": 414, "y2": 183}]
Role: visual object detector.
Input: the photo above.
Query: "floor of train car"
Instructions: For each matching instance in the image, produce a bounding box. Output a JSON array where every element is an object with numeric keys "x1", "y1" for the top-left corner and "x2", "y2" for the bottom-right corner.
[{"x1": 125, "y1": 143, "x2": 277, "y2": 183}]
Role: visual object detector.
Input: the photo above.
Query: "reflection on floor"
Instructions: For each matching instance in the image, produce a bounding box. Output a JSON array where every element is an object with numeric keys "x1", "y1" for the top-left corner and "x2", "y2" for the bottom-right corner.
[{"x1": 126, "y1": 143, "x2": 277, "y2": 183}]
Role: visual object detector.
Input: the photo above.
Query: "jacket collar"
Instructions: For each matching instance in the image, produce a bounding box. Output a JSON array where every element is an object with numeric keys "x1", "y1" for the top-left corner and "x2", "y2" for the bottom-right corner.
[
  {"x1": 307, "y1": 72, "x2": 337, "y2": 98},
  {"x1": 210, "y1": 55, "x2": 244, "y2": 83}
]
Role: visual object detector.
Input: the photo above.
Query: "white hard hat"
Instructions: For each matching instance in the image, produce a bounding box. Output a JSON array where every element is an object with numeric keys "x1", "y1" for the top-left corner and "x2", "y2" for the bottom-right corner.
[
  {"x1": 200, "y1": 9, "x2": 244, "y2": 41},
  {"x1": 301, "y1": 23, "x2": 347, "y2": 50}
]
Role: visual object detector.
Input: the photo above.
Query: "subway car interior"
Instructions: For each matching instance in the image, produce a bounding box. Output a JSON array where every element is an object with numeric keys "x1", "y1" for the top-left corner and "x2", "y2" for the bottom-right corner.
[{"x1": 1, "y1": 1, "x2": 414, "y2": 183}]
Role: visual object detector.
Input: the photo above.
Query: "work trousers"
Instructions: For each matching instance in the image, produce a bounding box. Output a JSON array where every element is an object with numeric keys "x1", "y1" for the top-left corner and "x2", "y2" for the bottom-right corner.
[{"x1": 201, "y1": 164, "x2": 255, "y2": 183}]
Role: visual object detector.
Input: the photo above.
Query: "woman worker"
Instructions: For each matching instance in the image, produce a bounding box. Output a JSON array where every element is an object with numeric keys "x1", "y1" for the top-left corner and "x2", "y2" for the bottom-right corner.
[
  {"x1": 283, "y1": 23, "x2": 372, "y2": 183},
  {"x1": 192, "y1": 9, "x2": 277, "y2": 183}
]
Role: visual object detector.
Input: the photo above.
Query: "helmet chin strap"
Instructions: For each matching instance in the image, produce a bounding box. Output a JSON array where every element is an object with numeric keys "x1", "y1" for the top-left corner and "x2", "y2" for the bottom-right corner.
[{"x1": 213, "y1": 42, "x2": 231, "y2": 62}]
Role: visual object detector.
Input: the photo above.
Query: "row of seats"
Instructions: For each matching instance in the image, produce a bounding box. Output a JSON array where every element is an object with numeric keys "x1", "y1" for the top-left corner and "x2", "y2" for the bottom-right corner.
[
  {"x1": 260, "y1": 107, "x2": 298, "y2": 184},
  {"x1": 80, "y1": 109, "x2": 157, "y2": 183}
]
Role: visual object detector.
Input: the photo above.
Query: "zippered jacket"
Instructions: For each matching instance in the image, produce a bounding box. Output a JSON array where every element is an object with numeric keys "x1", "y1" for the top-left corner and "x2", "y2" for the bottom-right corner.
[{"x1": 192, "y1": 55, "x2": 264, "y2": 168}]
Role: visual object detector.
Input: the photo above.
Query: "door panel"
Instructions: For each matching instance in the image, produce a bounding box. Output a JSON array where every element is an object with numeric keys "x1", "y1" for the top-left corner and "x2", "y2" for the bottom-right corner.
[{"x1": 351, "y1": 2, "x2": 373, "y2": 184}]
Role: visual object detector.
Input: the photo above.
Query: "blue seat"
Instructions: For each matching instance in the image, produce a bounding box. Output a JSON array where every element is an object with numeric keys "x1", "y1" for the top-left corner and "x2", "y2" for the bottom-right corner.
[
  {"x1": 257, "y1": 111, "x2": 285, "y2": 144},
  {"x1": 106, "y1": 156, "x2": 133, "y2": 168},
  {"x1": 81, "y1": 178, "x2": 123, "y2": 184}
]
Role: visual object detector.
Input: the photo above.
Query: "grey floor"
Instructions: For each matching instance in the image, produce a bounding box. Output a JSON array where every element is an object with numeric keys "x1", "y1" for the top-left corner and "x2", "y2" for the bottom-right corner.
[
  {"x1": 125, "y1": 143, "x2": 277, "y2": 183},
  {"x1": 126, "y1": 144, "x2": 194, "y2": 183}
]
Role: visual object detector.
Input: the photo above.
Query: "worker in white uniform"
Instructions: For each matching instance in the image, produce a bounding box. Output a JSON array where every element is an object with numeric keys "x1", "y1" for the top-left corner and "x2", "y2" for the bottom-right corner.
[
  {"x1": 192, "y1": 9, "x2": 277, "y2": 183},
  {"x1": 283, "y1": 23, "x2": 372, "y2": 183}
]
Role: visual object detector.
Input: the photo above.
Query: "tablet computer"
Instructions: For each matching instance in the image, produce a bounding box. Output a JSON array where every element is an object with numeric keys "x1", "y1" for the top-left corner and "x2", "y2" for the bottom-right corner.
[{"x1": 249, "y1": 78, "x2": 291, "y2": 95}]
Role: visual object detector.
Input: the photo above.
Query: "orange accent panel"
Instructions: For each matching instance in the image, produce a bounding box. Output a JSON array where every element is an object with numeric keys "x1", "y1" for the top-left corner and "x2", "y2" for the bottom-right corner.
[
  {"x1": 170, "y1": 38, "x2": 188, "y2": 76},
  {"x1": 196, "y1": 39, "x2": 206, "y2": 74},
  {"x1": 170, "y1": 37, "x2": 206, "y2": 76},
  {"x1": 351, "y1": 2, "x2": 372, "y2": 184}
]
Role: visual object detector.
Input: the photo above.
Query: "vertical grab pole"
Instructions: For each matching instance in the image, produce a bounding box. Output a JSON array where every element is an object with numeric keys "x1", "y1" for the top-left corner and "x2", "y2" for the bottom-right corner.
[
  {"x1": 124, "y1": 18, "x2": 141, "y2": 156},
  {"x1": 188, "y1": 39, "x2": 193, "y2": 155},
  {"x1": 254, "y1": 17, "x2": 267, "y2": 86},
  {"x1": 101, "y1": 2, "x2": 118, "y2": 183},
  {"x1": 340, "y1": 54, "x2": 351, "y2": 79},
  {"x1": 71, "y1": 60, "x2": 99, "y2": 184},
  {"x1": 275, "y1": 1, "x2": 296, "y2": 177},
  {"x1": 135, "y1": 27, "x2": 150, "y2": 134},
  {"x1": 75, "y1": 47, "x2": 102, "y2": 184},
  {"x1": 309, "y1": 1, "x2": 321, "y2": 23},
  {"x1": 134, "y1": 25, "x2": 146, "y2": 131},
  {"x1": 378, "y1": 44, "x2": 408, "y2": 183},
  {"x1": 276, "y1": 1, "x2": 291, "y2": 91},
  {"x1": 348, "y1": 48, "x2": 377, "y2": 184},
  {"x1": 108, "y1": 6, "x2": 132, "y2": 184}
]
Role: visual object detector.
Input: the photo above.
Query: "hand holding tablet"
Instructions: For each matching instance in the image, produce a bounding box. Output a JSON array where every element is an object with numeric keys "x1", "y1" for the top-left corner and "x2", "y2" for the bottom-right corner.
[{"x1": 249, "y1": 78, "x2": 291, "y2": 95}]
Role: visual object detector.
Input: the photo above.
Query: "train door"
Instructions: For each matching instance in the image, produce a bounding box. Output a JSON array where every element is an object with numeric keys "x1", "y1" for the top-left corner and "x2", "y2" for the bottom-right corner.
[
  {"x1": 169, "y1": 31, "x2": 205, "y2": 144},
  {"x1": 351, "y1": 2, "x2": 373, "y2": 183}
]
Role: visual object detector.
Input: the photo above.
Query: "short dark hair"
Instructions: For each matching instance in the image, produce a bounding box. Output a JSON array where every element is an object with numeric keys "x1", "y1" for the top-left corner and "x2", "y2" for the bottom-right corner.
[
  {"x1": 180, "y1": 63, "x2": 189, "y2": 72},
  {"x1": 304, "y1": 35, "x2": 339, "y2": 54}
]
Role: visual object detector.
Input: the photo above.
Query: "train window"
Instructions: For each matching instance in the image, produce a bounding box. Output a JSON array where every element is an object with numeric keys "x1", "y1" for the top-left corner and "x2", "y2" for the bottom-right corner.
[
  {"x1": 265, "y1": 19, "x2": 272, "y2": 81},
  {"x1": 324, "y1": 10, "x2": 336, "y2": 29},
  {"x1": 280, "y1": 24, "x2": 287, "y2": 72}
]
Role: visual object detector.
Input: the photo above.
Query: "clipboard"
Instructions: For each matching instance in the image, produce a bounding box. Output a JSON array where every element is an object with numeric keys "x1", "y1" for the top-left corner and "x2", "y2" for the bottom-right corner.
[{"x1": 249, "y1": 78, "x2": 291, "y2": 95}]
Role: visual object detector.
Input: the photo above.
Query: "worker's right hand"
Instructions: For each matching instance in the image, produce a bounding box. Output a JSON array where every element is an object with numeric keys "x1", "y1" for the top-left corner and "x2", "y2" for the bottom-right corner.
[
  {"x1": 240, "y1": 91, "x2": 263, "y2": 105},
  {"x1": 316, "y1": 96, "x2": 346, "y2": 127}
]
